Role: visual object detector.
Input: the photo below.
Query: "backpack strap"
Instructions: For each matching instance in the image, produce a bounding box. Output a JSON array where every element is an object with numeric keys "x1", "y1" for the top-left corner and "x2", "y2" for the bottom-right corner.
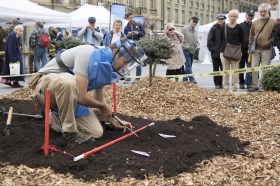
[{"x1": 55, "y1": 53, "x2": 73, "y2": 74}]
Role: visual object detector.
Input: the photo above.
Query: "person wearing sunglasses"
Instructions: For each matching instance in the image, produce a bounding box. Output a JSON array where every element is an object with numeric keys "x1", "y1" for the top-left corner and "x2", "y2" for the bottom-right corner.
[
  {"x1": 30, "y1": 38, "x2": 147, "y2": 144},
  {"x1": 181, "y1": 17, "x2": 199, "y2": 84},
  {"x1": 164, "y1": 23, "x2": 185, "y2": 82}
]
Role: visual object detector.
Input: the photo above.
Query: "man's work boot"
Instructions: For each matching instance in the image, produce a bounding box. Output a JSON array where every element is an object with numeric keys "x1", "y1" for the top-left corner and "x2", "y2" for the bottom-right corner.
[{"x1": 63, "y1": 131, "x2": 95, "y2": 144}]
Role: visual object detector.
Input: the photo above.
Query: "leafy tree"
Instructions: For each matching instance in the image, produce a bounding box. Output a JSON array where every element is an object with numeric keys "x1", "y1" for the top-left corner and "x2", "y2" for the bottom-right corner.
[{"x1": 137, "y1": 35, "x2": 174, "y2": 86}]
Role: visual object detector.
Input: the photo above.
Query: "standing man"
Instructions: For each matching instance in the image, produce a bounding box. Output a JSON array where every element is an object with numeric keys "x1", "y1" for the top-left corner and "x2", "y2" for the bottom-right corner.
[
  {"x1": 207, "y1": 14, "x2": 226, "y2": 89},
  {"x1": 239, "y1": 10, "x2": 254, "y2": 90},
  {"x1": 30, "y1": 22, "x2": 49, "y2": 72},
  {"x1": 181, "y1": 17, "x2": 199, "y2": 84},
  {"x1": 248, "y1": 3, "x2": 276, "y2": 92},
  {"x1": 78, "y1": 17, "x2": 103, "y2": 47},
  {"x1": 54, "y1": 27, "x2": 63, "y2": 41},
  {"x1": 124, "y1": 13, "x2": 146, "y2": 81}
]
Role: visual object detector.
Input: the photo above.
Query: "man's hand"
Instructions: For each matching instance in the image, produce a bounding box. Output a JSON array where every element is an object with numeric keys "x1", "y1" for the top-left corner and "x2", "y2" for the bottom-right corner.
[
  {"x1": 100, "y1": 104, "x2": 112, "y2": 118},
  {"x1": 109, "y1": 117, "x2": 133, "y2": 130},
  {"x1": 86, "y1": 24, "x2": 94, "y2": 31},
  {"x1": 133, "y1": 31, "x2": 139, "y2": 35}
]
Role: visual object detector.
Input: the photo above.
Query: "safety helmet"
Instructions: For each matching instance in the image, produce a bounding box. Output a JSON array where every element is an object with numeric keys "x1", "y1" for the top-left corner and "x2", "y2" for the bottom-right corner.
[{"x1": 114, "y1": 39, "x2": 147, "y2": 65}]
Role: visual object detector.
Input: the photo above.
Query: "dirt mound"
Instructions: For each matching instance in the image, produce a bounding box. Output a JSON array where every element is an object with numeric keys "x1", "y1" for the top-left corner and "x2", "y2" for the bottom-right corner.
[{"x1": 0, "y1": 99, "x2": 247, "y2": 181}]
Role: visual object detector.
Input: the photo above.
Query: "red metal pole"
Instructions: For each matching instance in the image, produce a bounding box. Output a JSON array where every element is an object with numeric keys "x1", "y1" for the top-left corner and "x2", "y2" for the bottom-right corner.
[
  {"x1": 74, "y1": 122, "x2": 155, "y2": 161},
  {"x1": 44, "y1": 88, "x2": 50, "y2": 156},
  {"x1": 112, "y1": 82, "x2": 117, "y2": 114}
]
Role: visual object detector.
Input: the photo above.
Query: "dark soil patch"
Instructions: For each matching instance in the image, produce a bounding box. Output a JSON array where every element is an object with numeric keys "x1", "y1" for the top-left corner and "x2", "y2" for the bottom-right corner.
[{"x1": 0, "y1": 99, "x2": 248, "y2": 181}]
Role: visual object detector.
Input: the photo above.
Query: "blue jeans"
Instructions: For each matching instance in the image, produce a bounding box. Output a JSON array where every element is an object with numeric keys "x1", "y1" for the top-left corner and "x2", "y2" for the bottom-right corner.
[
  {"x1": 245, "y1": 61, "x2": 252, "y2": 86},
  {"x1": 34, "y1": 45, "x2": 48, "y2": 71},
  {"x1": 136, "y1": 65, "x2": 142, "y2": 78},
  {"x1": 182, "y1": 48, "x2": 195, "y2": 82}
]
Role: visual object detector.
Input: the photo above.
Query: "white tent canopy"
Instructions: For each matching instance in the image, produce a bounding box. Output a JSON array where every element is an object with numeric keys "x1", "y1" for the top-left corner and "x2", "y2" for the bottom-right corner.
[
  {"x1": 48, "y1": 4, "x2": 126, "y2": 30},
  {"x1": 70, "y1": 4, "x2": 112, "y2": 28},
  {"x1": 0, "y1": 0, "x2": 71, "y2": 27}
]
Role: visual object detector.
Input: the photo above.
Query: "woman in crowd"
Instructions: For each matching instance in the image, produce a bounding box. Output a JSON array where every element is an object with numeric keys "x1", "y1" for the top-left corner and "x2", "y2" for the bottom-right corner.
[
  {"x1": 165, "y1": 23, "x2": 185, "y2": 82},
  {"x1": 220, "y1": 9, "x2": 244, "y2": 91},
  {"x1": 1, "y1": 25, "x2": 25, "y2": 88}
]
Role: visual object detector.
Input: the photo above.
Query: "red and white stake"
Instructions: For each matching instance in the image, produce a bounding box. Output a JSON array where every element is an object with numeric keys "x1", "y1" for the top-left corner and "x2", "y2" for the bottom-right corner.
[
  {"x1": 44, "y1": 88, "x2": 50, "y2": 156},
  {"x1": 112, "y1": 82, "x2": 117, "y2": 114},
  {"x1": 74, "y1": 122, "x2": 155, "y2": 161}
]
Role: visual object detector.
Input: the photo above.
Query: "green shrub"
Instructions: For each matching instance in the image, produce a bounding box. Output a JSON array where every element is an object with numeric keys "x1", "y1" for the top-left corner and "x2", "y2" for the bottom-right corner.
[
  {"x1": 56, "y1": 37, "x2": 83, "y2": 50},
  {"x1": 137, "y1": 35, "x2": 174, "y2": 86},
  {"x1": 261, "y1": 65, "x2": 280, "y2": 91}
]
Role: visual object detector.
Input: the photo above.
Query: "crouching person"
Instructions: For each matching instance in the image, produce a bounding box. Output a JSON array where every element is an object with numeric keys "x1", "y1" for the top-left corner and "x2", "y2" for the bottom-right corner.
[{"x1": 30, "y1": 38, "x2": 147, "y2": 144}]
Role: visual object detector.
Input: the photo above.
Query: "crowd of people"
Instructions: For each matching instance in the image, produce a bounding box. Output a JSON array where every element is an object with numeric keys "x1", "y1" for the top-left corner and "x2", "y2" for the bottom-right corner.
[
  {"x1": 0, "y1": 2, "x2": 279, "y2": 143},
  {"x1": 207, "y1": 3, "x2": 278, "y2": 92}
]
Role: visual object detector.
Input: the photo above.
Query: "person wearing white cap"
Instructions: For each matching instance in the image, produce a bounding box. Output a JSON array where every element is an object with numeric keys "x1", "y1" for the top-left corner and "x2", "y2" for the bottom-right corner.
[
  {"x1": 207, "y1": 13, "x2": 226, "y2": 89},
  {"x1": 164, "y1": 23, "x2": 185, "y2": 82}
]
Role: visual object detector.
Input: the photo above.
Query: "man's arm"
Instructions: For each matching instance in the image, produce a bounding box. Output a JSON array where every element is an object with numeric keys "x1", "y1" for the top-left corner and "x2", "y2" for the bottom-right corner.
[
  {"x1": 78, "y1": 26, "x2": 87, "y2": 38},
  {"x1": 93, "y1": 31, "x2": 104, "y2": 42},
  {"x1": 75, "y1": 74, "x2": 125, "y2": 128},
  {"x1": 30, "y1": 30, "x2": 37, "y2": 47},
  {"x1": 137, "y1": 25, "x2": 145, "y2": 38},
  {"x1": 248, "y1": 22, "x2": 255, "y2": 49},
  {"x1": 207, "y1": 27, "x2": 215, "y2": 52},
  {"x1": 75, "y1": 74, "x2": 106, "y2": 110}
]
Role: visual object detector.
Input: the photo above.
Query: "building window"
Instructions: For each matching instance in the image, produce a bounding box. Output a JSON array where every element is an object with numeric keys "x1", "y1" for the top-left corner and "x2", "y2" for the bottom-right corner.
[
  {"x1": 150, "y1": 0, "x2": 155, "y2": 9},
  {"x1": 139, "y1": 0, "x2": 145, "y2": 8},
  {"x1": 182, "y1": 0, "x2": 185, "y2": 5},
  {"x1": 201, "y1": 3, "x2": 204, "y2": 9},
  {"x1": 189, "y1": 0, "x2": 193, "y2": 7},
  {"x1": 176, "y1": 0, "x2": 179, "y2": 4},
  {"x1": 127, "y1": 0, "x2": 133, "y2": 6},
  {"x1": 175, "y1": 9, "x2": 178, "y2": 23},
  {"x1": 182, "y1": 10, "x2": 185, "y2": 24},
  {"x1": 195, "y1": 2, "x2": 199, "y2": 8},
  {"x1": 167, "y1": 8, "x2": 171, "y2": 22}
]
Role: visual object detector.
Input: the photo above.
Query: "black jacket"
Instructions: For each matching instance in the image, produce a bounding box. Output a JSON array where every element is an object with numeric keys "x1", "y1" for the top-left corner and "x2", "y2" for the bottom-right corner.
[
  {"x1": 239, "y1": 21, "x2": 252, "y2": 51},
  {"x1": 207, "y1": 23, "x2": 224, "y2": 59},
  {"x1": 275, "y1": 22, "x2": 280, "y2": 50},
  {"x1": 221, "y1": 24, "x2": 244, "y2": 53}
]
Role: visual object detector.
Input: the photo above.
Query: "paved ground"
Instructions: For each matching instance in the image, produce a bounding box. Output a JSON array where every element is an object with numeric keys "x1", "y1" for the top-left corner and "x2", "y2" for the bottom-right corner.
[{"x1": 0, "y1": 60, "x2": 279, "y2": 96}]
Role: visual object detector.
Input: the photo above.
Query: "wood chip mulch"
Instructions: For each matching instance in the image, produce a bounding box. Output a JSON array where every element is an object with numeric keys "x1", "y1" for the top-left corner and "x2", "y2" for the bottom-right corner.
[{"x1": 0, "y1": 77, "x2": 279, "y2": 185}]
